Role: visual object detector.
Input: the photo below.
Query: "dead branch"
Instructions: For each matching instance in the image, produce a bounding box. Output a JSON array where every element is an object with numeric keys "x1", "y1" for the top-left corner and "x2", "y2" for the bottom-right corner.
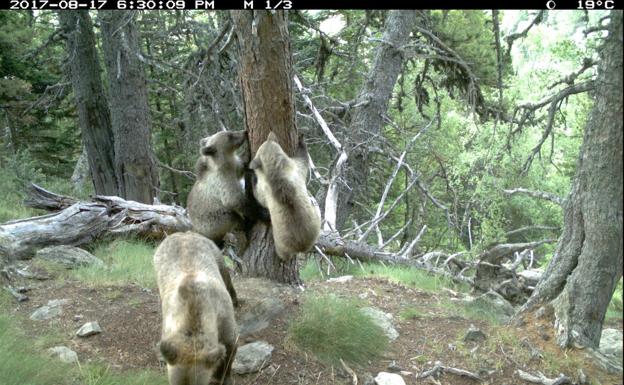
[
  {"x1": 516, "y1": 369, "x2": 572, "y2": 385},
  {"x1": 418, "y1": 361, "x2": 482, "y2": 382},
  {"x1": 505, "y1": 11, "x2": 545, "y2": 57},
  {"x1": 294, "y1": 74, "x2": 347, "y2": 232},
  {"x1": 506, "y1": 225, "x2": 559, "y2": 237},
  {"x1": 24, "y1": 183, "x2": 79, "y2": 211},
  {"x1": 479, "y1": 239, "x2": 555, "y2": 264},
  {"x1": 504, "y1": 188, "x2": 563, "y2": 206},
  {"x1": 358, "y1": 120, "x2": 432, "y2": 241}
]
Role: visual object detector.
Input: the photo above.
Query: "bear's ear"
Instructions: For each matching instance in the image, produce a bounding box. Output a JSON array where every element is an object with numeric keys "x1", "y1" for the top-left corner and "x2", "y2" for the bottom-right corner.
[
  {"x1": 266, "y1": 131, "x2": 279, "y2": 143},
  {"x1": 249, "y1": 158, "x2": 262, "y2": 170},
  {"x1": 201, "y1": 145, "x2": 217, "y2": 156},
  {"x1": 159, "y1": 339, "x2": 179, "y2": 365}
]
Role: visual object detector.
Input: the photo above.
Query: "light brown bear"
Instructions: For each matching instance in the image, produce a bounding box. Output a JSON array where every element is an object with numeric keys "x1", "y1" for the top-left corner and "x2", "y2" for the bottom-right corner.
[
  {"x1": 249, "y1": 132, "x2": 321, "y2": 260},
  {"x1": 154, "y1": 232, "x2": 238, "y2": 385},
  {"x1": 186, "y1": 130, "x2": 247, "y2": 245}
]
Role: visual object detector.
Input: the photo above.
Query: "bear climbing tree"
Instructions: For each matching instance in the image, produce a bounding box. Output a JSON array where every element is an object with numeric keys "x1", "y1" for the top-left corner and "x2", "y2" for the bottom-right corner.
[{"x1": 230, "y1": 11, "x2": 301, "y2": 284}]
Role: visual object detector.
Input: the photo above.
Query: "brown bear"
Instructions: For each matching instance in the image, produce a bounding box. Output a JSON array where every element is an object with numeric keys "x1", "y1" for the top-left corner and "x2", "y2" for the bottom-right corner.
[
  {"x1": 154, "y1": 232, "x2": 238, "y2": 385},
  {"x1": 249, "y1": 132, "x2": 321, "y2": 260}
]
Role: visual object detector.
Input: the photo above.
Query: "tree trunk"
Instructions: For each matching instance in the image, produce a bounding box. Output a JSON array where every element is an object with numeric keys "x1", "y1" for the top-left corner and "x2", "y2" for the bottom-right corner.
[
  {"x1": 99, "y1": 11, "x2": 159, "y2": 204},
  {"x1": 58, "y1": 11, "x2": 118, "y2": 196},
  {"x1": 337, "y1": 10, "x2": 416, "y2": 229},
  {"x1": 230, "y1": 11, "x2": 300, "y2": 284},
  {"x1": 517, "y1": 11, "x2": 623, "y2": 350}
]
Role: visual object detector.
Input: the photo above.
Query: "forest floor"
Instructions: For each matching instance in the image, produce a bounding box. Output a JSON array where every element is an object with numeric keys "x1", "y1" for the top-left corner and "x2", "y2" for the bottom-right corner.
[{"x1": 2, "y1": 259, "x2": 622, "y2": 385}]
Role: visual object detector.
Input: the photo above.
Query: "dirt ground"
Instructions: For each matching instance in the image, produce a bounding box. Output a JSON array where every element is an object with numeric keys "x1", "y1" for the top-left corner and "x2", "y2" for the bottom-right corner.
[{"x1": 4, "y1": 263, "x2": 623, "y2": 385}]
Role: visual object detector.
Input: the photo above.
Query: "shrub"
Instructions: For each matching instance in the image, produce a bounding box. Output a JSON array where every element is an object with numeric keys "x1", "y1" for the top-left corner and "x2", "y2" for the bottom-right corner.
[{"x1": 288, "y1": 294, "x2": 388, "y2": 366}]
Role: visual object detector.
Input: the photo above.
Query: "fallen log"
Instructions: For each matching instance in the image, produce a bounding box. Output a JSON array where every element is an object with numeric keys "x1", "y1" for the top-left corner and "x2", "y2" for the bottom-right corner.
[
  {"x1": 1, "y1": 193, "x2": 191, "y2": 261},
  {"x1": 10, "y1": 184, "x2": 469, "y2": 285}
]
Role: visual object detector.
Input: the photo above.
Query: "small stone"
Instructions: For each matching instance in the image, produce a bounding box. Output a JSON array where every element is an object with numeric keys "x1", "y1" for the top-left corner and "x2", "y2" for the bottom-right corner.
[
  {"x1": 74, "y1": 314, "x2": 83, "y2": 322},
  {"x1": 47, "y1": 346, "x2": 79, "y2": 364},
  {"x1": 76, "y1": 321, "x2": 102, "y2": 337},
  {"x1": 327, "y1": 275, "x2": 353, "y2": 283},
  {"x1": 463, "y1": 324, "x2": 487, "y2": 343},
  {"x1": 374, "y1": 372, "x2": 406, "y2": 385},
  {"x1": 361, "y1": 373, "x2": 376, "y2": 385},
  {"x1": 599, "y1": 329, "x2": 623, "y2": 359},
  {"x1": 30, "y1": 299, "x2": 68, "y2": 321},
  {"x1": 358, "y1": 292, "x2": 369, "y2": 299},
  {"x1": 387, "y1": 361, "x2": 402, "y2": 372},
  {"x1": 232, "y1": 341, "x2": 274, "y2": 374}
]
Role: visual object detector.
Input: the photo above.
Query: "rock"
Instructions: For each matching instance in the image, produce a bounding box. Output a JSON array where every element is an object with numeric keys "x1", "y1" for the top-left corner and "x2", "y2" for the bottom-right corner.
[
  {"x1": 463, "y1": 324, "x2": 487, "y2": 343},
  {"x1": 36, "y1": 245, "x2": 104, "y2": 269},
  {"x1": 599, "y1": 328, "x2": 623, "y2": 358},
  {"x1": 361, "y1": 373, "x2": 376, "y2": 385},
  {"x1": 361, "y1": 307, "x2": 399, "y2": 341},
  {"x1": 232, "y1": 341, "x2": 274, "y2": 374},
  {"x1": 47, "y1": 346, "x2": 78, "y2": 364},
  {"x1": 387, "y1": 361, "x2": 402, "y2": 372},
  {"x1": 327, "y1": 275, "x2": 353, "y2": 283},
  {"x1": 238, "y1": 297, "x2": 285, "y2": 338},
  {"x1": 76, "y1": 321, "x2": 102, "y2": 337},
  {"x1": 30, "y1": 299, "x2": 69, "y2": 321},
  {"x1": 374, "y1": 372, "x2": 406, "y2": 385},
  {"x1": 466, "y1": 290, "x2": 515, "y2": 322}
]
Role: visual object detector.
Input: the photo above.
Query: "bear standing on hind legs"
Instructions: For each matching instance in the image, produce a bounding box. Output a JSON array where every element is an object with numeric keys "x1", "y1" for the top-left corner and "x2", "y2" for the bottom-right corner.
[
  {"x1": 249, "y1": 132, "x2": 321, "y2": 260},
  {"x1": 154, "y1": 232, "x2": 238, "y2": 385},
  {"x1": 186, "y1": 130, "x2": 248, "y2": 247}
]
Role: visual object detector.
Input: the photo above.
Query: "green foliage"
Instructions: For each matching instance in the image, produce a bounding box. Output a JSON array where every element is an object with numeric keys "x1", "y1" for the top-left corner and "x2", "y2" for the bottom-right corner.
[
  {"x1": 437, "y1": 299, "x2": 503, "y2": 325},
  {"x1": 68, "y1": 238, "x2": 157, "y2": 288},
  {"x1": 606, "y1": 279, "x2": 623, "y2": 322},
  {"x1": 399, "y1": 306, "x2": 428, "y2": 320},
  {"x1": 0, "y1": 312, "x2": 73, "y2": 385},
  {"x1": 288, "y1": 294, "x2": 388, "y2": 366},
  {"x1": 301, "y1": 257, "x2": 468, "y2": 293},
  {"x1": 0, "y1": 306, "x2": 166, "y2": 385}
]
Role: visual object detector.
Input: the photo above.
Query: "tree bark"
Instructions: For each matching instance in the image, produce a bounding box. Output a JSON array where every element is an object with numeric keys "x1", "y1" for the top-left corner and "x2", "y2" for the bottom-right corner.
[
  {"x1": 99, "y1": 11, "x2": 159, "y2": 204},
  {"x1": 517, "y1": 11, "x2": 623, "y2": 350},
  {"x1": 337, "y1": 10, "x2": 416, "y2": 229},
  {"x1": 230, "y1": 11, "x2": 300, "y2": 284},
  {"x1": 58, "y1": 11, "x2": 118, "y2": 196}
]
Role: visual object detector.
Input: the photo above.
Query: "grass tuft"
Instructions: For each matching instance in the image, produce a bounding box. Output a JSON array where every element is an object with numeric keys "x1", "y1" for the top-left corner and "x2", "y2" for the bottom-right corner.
[
  {"x1": 301, "y1": 257, "x2": 468, "y2": 293},
  {"x1": 288, "y1": 294, "x2": 388, "y2": 366},
  {"x1": 69, "y1": 238, "x2": 157, "y2": 288}
]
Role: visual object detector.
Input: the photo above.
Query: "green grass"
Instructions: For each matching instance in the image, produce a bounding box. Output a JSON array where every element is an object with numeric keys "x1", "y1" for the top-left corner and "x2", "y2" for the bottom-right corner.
[
  {"x1": 437, "y1": 299, "x2": 503, "y2": 325},
  {"x1": 68, "y1": 238, "x2": 157, "y2": 288},
  {"x1": 606, "y1": 278, "x2": 623, "y2": 322},
  {"x1": 288, "y1": 294, "x2": 388, "y2": 367},
  {"x1": 0, "y1": 313, "x2": 72, "y2": 385},
  {"x1": 0, "y1": 292, "x2": 166, "y2": 385},
  {"x1": 399, "y1": 306, "x2": 428, "y2": 320},
  {"x1": 301, "y1": 257, "x2": 468, "y2": 293}
]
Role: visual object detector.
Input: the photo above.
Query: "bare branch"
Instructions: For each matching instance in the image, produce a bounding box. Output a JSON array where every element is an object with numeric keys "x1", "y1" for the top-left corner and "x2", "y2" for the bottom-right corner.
[
  {"x1": 504, "y1": 188, "x2": 563, "y2": 206},
  {"x1": 505, "y1": 11, "x2": 545, "y2": 57},
  {"x1": 516, "y1": 369, "x2": 572, "y2": 385}
]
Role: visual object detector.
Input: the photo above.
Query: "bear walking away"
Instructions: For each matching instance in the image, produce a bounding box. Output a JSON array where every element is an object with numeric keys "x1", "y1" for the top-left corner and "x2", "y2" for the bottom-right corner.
[{"x1": 154, "y1": 232, "x2": 238, "y2": 385}]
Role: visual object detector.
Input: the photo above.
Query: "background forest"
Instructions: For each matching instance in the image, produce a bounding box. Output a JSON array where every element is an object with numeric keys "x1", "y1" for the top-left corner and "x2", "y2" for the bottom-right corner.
[
  {"x1": 0, "y1": 9, "x2": 622, "y2": 385},
  {"x1": 0, "y1": 10, "x2": 600, "y2": 250}
]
